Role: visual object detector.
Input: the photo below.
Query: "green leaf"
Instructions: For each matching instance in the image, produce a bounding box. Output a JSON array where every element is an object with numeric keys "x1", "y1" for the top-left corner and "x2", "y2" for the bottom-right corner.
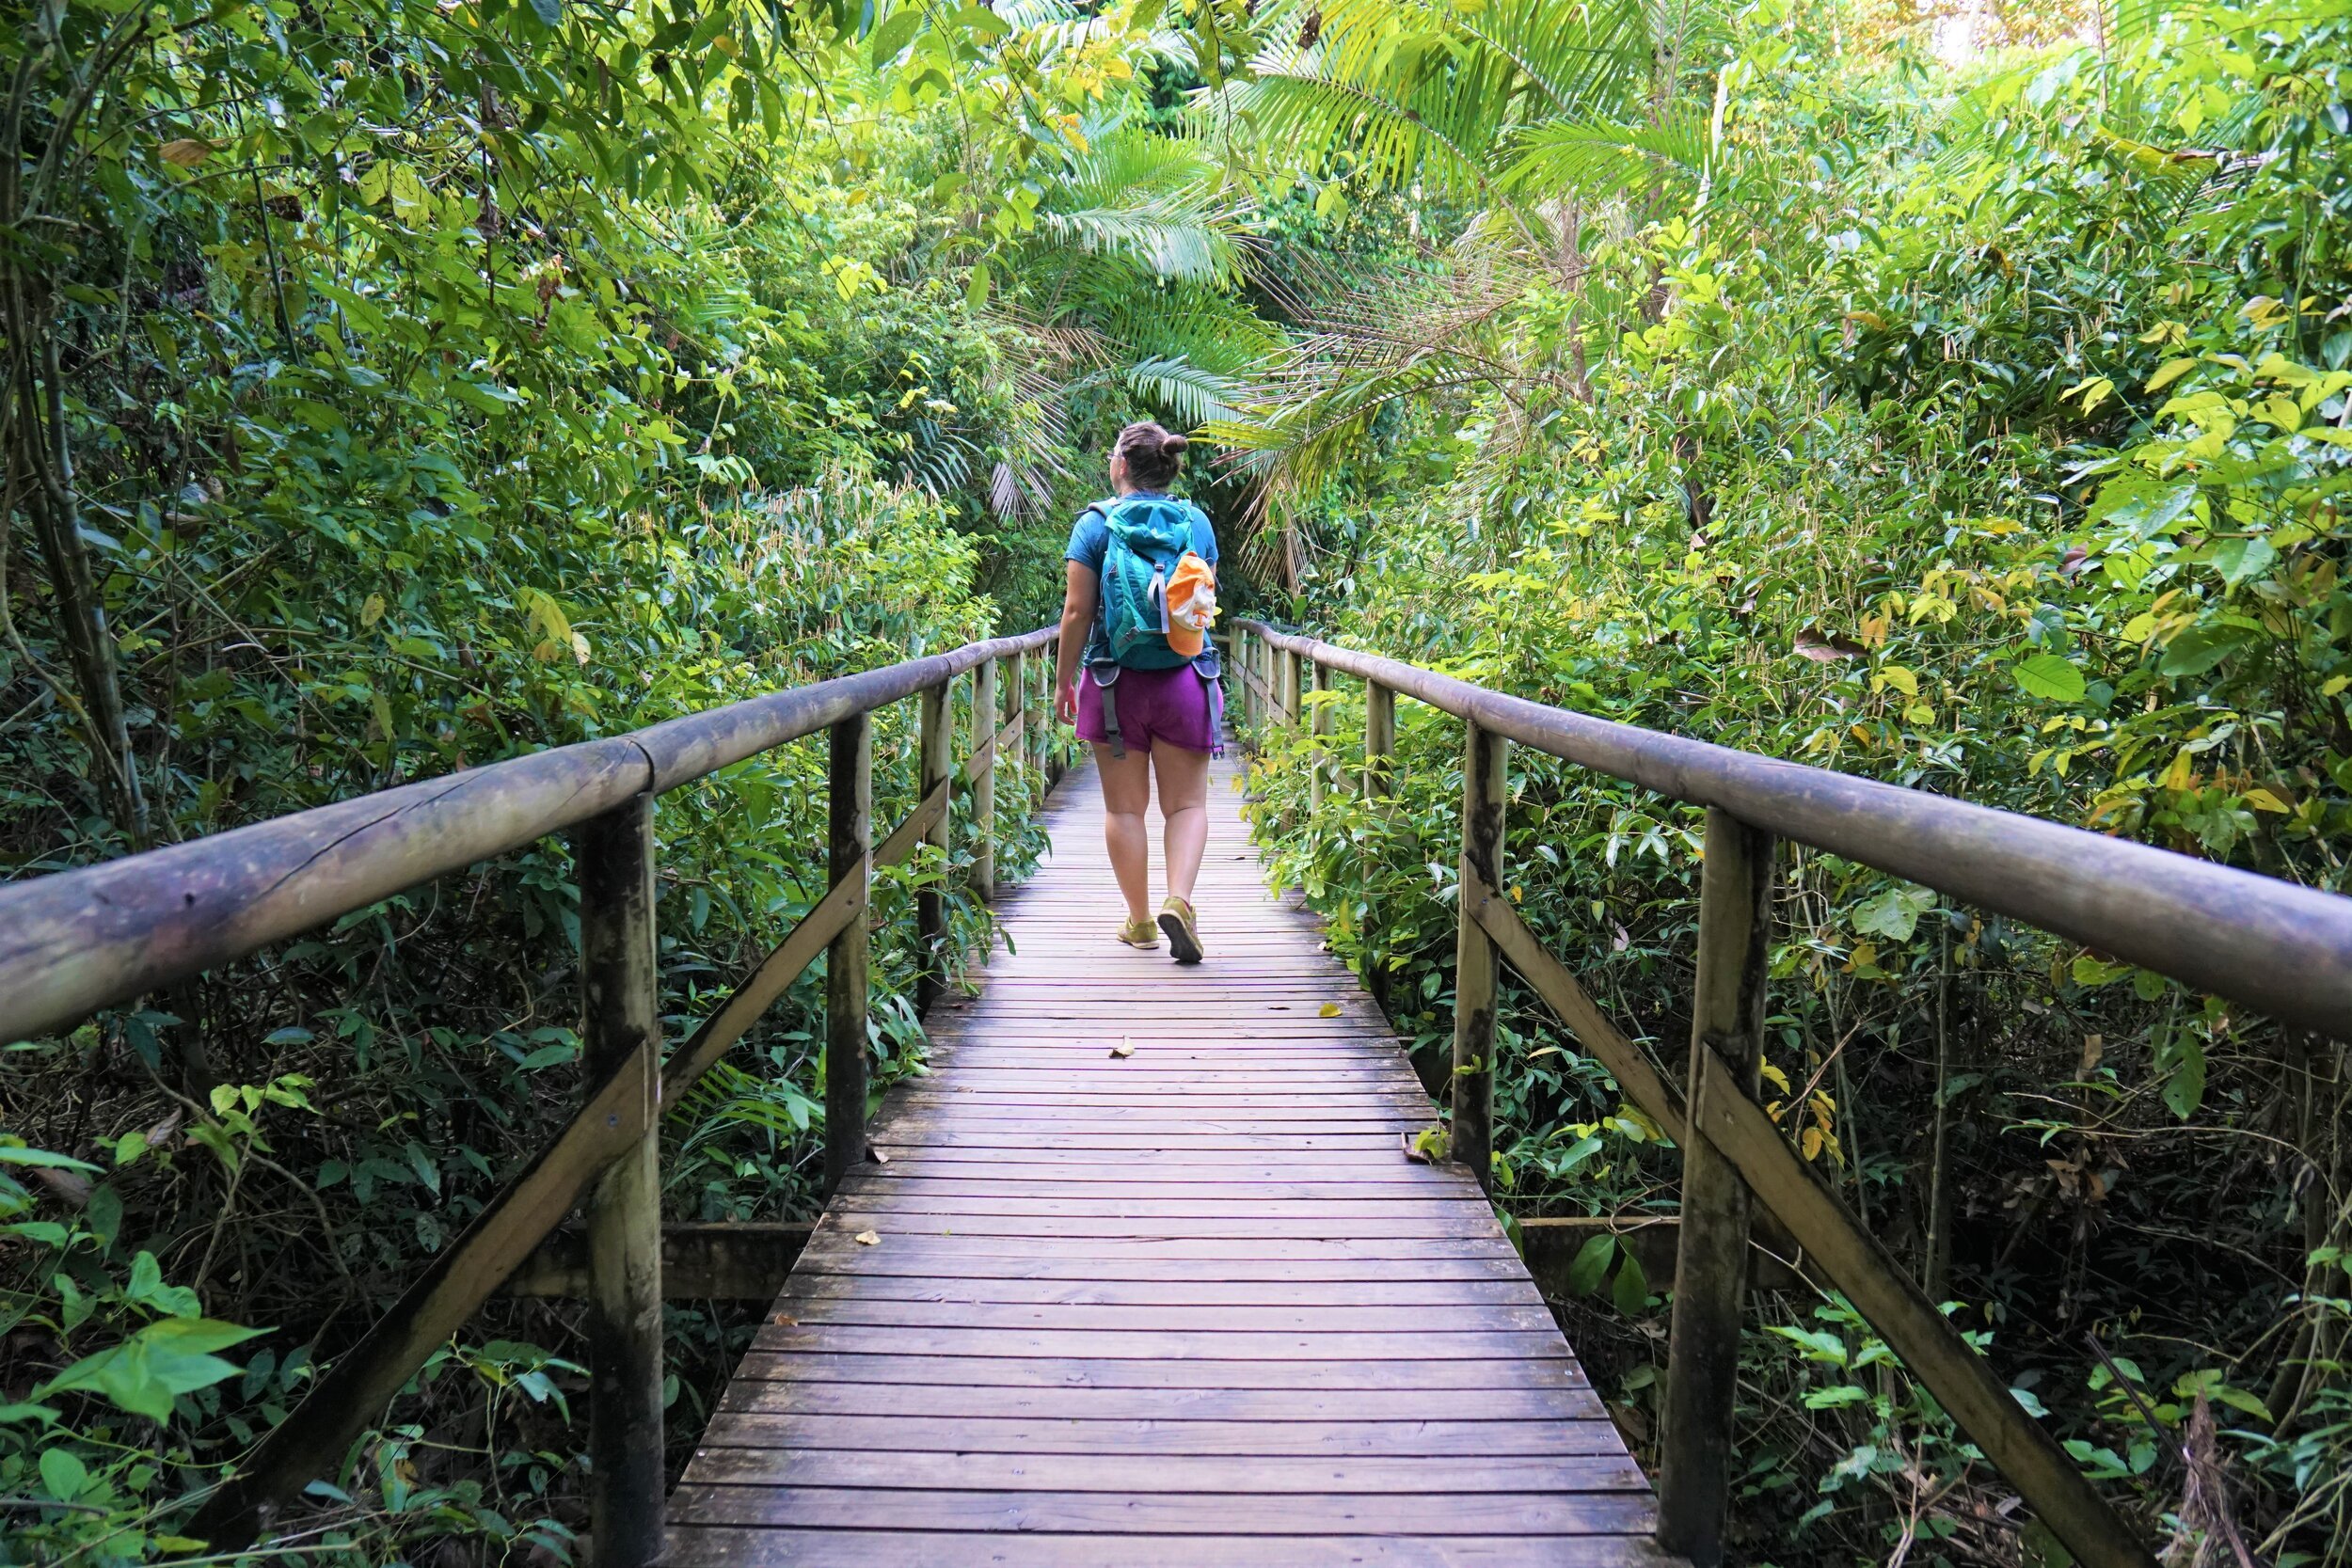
[
  {"x1": 2207, "y1": 536, "x2": 2277, "y2": 587},
  {"x1": 2158, "y1": 625, "x2": 2253, "y2": 678},
  {"x1": 124, "y1": 1251, "x2": 202, "y2": 1319},
  {"x1": 528, "y1": 0, "x2": 562, "y2": 24},
  {"x1": 868, "y1": 8, "x2": 922, "y2": 65},
  {"x1": 0, "y1": 1147, "x2": 103, "y2": 1173},
  {"x1": 39, "y1": 1447, "x2": 87, "y2": 1501},
  {"x1": 2013, "y1": 654, "x2": 2086, "y2": 703},
  {"x1": 34, "y1": 1318, "x2": 268, "y2": 1420},
  {"x1": 1610, "y1": 1247, "x2": 1649, "y2": 1315},
  {"x1": 2159, "y1": 1033, "x2": 2206, "y2": 1119},
  {"x1": 1851, "y1": 885, "x2": 1933, "y2": 942},
  {"x1": 1565, "y1": 1233, "x2": 1615, "y2": 1296}
]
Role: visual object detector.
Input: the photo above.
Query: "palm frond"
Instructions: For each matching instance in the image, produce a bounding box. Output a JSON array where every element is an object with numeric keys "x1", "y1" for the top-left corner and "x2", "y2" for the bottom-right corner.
[{"x1": 1501, "y1": 107, "x2": 1709, "y2": 200}]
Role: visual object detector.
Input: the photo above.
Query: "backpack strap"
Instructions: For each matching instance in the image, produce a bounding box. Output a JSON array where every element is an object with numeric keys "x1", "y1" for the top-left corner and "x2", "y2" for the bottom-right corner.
[{"x1": 1088, "y1": 662, "x2": 1126, "y2": 758}]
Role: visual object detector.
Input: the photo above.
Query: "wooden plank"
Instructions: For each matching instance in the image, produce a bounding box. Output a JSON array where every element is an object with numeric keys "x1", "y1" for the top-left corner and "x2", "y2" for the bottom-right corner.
[
  {"x1": 726, "y1": 1353, "x2": 1592, "y2": 1391},
  {"x1": 766, "y1": 1300, "x2": 1561, "y2": 1334},
  {"x1": 715, "y1": 1382, "x2": 1606, "y2": 1422},
  {"x1": 775, "y1": 1275, "x2": 1547, "y2": 1307},
  {"x1": 667, "y1": 1487, "x2": 1658, "y2": 1536},
  {"x1": 680, "y1": 1449, "x2": 1649, "y2": 1494},
  {"x1": 666, "y1": 1528, "x2": 1673, "y2": 1567},
  {"x1": 697, "y1": 1413, "x2": 1628, "y2": 1456},
  {"x1": 747, "y1": 1324, "x2": 1573, "y2": 1360}
]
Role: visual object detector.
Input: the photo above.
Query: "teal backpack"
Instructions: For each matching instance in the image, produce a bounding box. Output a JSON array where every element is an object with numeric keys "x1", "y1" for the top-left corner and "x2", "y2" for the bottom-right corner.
[{"x1": 1089, "y1": 494, "x2": 1205, "y2": 672}]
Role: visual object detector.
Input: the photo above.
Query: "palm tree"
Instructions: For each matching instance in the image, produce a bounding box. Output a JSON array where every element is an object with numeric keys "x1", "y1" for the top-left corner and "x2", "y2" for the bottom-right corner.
[{"x1": 1196, "y1": 0, "x2": 1738, "y2": 554}]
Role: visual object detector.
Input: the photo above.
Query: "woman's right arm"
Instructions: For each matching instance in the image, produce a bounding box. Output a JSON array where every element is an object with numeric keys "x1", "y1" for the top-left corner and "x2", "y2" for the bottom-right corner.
[{"x1": 1056, "y1": 561, "x2": 1096, "y2": 721}]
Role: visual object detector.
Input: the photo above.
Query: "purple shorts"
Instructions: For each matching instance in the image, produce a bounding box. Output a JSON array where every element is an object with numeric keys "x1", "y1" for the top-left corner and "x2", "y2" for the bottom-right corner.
[{"x1": 1077, "y1": 664, "x2": 1221, "y2": 753}]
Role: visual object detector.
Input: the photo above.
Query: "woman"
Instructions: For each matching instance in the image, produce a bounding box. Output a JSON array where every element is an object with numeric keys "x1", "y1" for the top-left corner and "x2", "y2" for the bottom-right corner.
[{"x1": 1054, "y1": 420, "x2": 1221, "y2": 963}]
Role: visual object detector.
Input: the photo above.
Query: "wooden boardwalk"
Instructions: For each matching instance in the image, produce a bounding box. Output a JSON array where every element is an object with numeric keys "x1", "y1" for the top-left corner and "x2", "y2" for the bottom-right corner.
[{"x1": 666, "y1": 749, "x2": 1673, "y2": 1566}]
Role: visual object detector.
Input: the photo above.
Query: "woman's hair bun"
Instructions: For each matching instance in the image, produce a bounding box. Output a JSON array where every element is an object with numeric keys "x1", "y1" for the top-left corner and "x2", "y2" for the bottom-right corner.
[{"x1": 1114, "y1": 420, "x2": 1188, "y2": 486}]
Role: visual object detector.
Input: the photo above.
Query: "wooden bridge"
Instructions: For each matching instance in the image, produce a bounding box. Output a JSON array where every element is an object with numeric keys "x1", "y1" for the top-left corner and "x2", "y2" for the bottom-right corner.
[
  {"x1": 7, "y1": 621, "x2": 2348, "y2": 1568},
  {"x1": 664, "y1": 747, "x2": 1663, "y2": 1565}
]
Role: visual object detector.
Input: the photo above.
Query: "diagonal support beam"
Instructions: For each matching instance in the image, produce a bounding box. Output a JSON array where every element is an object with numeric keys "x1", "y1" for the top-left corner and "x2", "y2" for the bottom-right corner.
[
  {"x1": 1461, "y1": 867, "x2": 1686, "y2": 1144},
  {"x1": 1461, "y1": 869, "x2": 2154, "y2": 1568},
  {"x1": 662, "y1": 780, "x2": 946, "y2": 1102}
]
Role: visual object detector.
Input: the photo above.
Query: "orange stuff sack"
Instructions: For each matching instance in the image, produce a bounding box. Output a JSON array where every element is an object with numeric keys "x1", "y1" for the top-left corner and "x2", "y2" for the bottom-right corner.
[{"x1": 1164, "y1": 552, "x2": 1219, "y2": 657}]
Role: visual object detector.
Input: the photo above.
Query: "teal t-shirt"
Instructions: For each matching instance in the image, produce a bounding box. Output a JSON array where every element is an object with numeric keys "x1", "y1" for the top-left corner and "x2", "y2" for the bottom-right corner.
[{"x1": 1065, "y1": 493, "x2": 1217, "y2": 667}]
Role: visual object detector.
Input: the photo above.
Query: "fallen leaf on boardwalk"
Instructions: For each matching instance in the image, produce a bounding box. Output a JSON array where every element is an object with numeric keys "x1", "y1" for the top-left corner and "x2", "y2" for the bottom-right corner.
[
  {"x1": 771, "y1": 1313, "x2": 798, "y2": 1326},
  {"x1": 1318, "y1": 1002, "x2": 1343, "y2": 1018},
  {"x1": 1110, "y1": 1038, "x2": 1135, "y2": 1058},
  {"x1": 853, "y1": 1229, "x2": 881, "y2": 1245},
  {"x1": 866, "y1": 1145, "x2": 890, "y2": 1164}
]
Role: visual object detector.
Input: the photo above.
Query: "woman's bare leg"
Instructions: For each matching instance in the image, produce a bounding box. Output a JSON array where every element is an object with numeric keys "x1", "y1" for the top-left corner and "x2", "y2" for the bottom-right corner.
[
  {"x1": 1151, "y1": 741, "x2": 1212, "y2": 903},
  {"x1": 1094, "y1": 741, "x2": 1155, "y2": 923}
]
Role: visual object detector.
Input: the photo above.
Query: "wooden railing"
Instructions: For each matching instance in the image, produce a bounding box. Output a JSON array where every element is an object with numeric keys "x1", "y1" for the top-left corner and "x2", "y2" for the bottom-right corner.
[
  {"x1": 1231, "y1": 618, "x2": 2352, "y2": 1568},
  {"x1": 0, "y1": 625, "x2": 1070, "y2": 1563}
]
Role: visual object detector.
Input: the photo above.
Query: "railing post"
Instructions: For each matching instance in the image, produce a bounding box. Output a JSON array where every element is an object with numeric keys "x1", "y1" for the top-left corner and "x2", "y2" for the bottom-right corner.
[
  {"x1": 973, "y1": 656, "x2": 997, "y2": 905},
  {"x1": 1453, "y1": 719, "x2": 1505, "y2": 1193},
  {"x1": 1006, "y1": 649, "x2": 1028, "y2": 820},
  {"x1": 916, "y1": 677, "x2": 953, "y2": 1014},
  {"x1": 577, "y1": 794, "x2": 663, "y2": 1568},
  {"x1": 1309, "y1": 659, "x2": 1330, "y2": 810},
  {"x1": 1242, "y1": 632, "x2": 1256, "y2": 725},
  {"x1": 824, "y1": 713, "x2": 871, "y2": 1195},
  {"x1": 1284, "y1": 648, "x2": 1301, "y2": 727},
  {"x1": 1659, "y1": 807, "x2": 1776, "y2": 1568},
  {"x1": 1364, "y1": 679, "x2": 1395, "y2": 800}
]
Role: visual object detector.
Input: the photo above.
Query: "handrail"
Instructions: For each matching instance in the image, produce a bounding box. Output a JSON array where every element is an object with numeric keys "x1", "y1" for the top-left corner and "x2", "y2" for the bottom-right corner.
[
  {"x1": 0, "y1": 626, "x2": 1057, "y2": 1045},
  {"x1": 0, "y1": 624, "x2": 1065, "y2": 1561},
  {"x1": 1224, "y1": 619, "x2": 2339, "y2": 1568},
  {"x1": 1234, "y1": 621, "x2": 2352, "y2": 1036}
]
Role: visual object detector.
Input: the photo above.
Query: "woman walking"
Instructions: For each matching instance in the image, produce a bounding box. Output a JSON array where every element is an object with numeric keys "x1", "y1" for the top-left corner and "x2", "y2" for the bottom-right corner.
[{"x1": 1054, "y1": 420, "x2": 1223, "y2": 963}]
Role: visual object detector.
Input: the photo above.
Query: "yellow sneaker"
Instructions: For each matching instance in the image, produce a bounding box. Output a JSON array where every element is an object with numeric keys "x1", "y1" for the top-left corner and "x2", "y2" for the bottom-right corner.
[
  {"x1": 1158, "y1": 895, "x2": 1203, "y2": 964},
  {"x1": 1115, "y1": 917, "x2": 1161, "y2": 949}
]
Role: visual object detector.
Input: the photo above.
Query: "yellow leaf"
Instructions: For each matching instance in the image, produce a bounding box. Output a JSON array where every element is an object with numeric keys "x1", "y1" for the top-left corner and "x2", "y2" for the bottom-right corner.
[
  {"x1": 1874, "y1": 664, "x2": 1918, "y2": 697},
  {"x1": 361, "y1": 593, "x2": 385, "y2": 628},
  {"x1": 571, "y1": 630, "x2": 592, "y2": 666},
  {"x1": 2144, "y1": 357, "x2": 2198, "y2": 393},
  {"x1": 2064, "y1": 375, "x2": 2115, "y2": 414},
  {"x1": 161, "y1": 138, "x2": 215, "y2": 167},
  {"x1": 1318, "y1": 1002, "x2": 1342, "y2": 1017},
  {"x1": 518, "y1": 586, "x2": 571, "y2": 645},
  {"x1": 2243, "y1": 786, "x2": 2292, "y2": 814},
  {"x1": 1759, "y1": 1062, "x2": 1790, "y2": 1094},
  {"x1": 853, "y1": 1229, "x2": 881, "y2": 1245},
  {"x1": 1800, "y1": 1126, "x2": 1824, "y2": 1161},
  {"x1": 2162, "y1": 749, "x2": 2196, "y2": 792}
]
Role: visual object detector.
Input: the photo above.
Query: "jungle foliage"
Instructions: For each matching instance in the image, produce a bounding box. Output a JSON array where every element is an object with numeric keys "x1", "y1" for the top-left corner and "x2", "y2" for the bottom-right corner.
[
  {"x1": 1228, "y1": 0, "x2": 2352, "y2": 1561},
  {"x1": 0, "y1": 0, "x2": 1267, "y2": 1557},
  {"x1": 3, "y1": 0, "x2": 2348, "y2": 1560}
]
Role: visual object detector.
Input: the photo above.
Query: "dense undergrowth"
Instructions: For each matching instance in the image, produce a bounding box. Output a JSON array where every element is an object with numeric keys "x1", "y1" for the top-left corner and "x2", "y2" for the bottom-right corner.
[{"x1": 1235, "y1": 1, "x2": 2352, "y2": 1562}]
